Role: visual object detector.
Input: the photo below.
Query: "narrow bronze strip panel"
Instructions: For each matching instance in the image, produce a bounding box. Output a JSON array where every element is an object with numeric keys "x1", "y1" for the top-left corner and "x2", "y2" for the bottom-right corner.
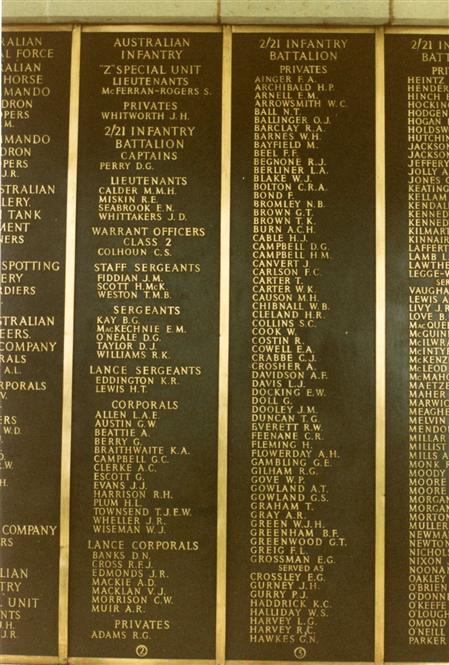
[
  {"x1": 375, "y1": 27, "x2": 386, "y2": 665},
  {"x1": 69, "y1": 660, "x2": 216, "y2": 665},
  {"x1": 0, "y1": 657, "x2": 60, "y2": 665},
  {"x1": 385, "y1": 27, "x2": 449, "y2": 34},
  {"x1": 58, "y1": 24, "x2": 81, "y2": 662},
  {"x1": 2, "y1": 24, "x2": 73, "y2": 31},
  {"x1": 216, "y1": 24, "x2": 233, "y2": 665},
  {"x1": 82, "y1": 25, "x2": 222, "y2": 33},
  {"x1": 232, "y1": 26, "x2": 375, "y2": 33},
  {"x1": 226, "y1": 661, "x2": 374, "y2": 665}
]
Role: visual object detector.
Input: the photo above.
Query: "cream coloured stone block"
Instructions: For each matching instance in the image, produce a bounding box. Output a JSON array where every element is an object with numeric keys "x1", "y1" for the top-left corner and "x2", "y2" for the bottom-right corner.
[
  {"x1": 392, "y1": 0, "x2": 449, "y2": 25},
  {"x1": 3, "y1": 0, "x2": 218, "y2": 23},
  {"x1": 49, "y1": 0, "x2": 218, "y2": 23},
  {"x1": 220, "y1": 0, "x2": 390, "y2": 24},
  {"x1": 3, "y1": 0, "x2": 49, "y2": 22}
]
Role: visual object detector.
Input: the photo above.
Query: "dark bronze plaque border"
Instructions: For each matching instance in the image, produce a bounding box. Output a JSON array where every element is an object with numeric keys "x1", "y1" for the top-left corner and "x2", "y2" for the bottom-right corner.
[
  {"x1": 227, "y1": 24, "x2": 377, "y2": 664},
  {"x1": 1, "y1": 22, "x2": 75, "y2": 665},
  {"x1": 383, "y1": 24, "x2": 449, "y2": 665},
  {"x1": 67, "y1": 21, "x2": 222, "y2": 665}
]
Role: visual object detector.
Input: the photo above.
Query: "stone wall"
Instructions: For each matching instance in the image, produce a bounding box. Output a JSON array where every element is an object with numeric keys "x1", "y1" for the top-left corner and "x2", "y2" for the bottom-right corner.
[{"x1": 2, "y1": 0, "x2": 449, "y2": 25}]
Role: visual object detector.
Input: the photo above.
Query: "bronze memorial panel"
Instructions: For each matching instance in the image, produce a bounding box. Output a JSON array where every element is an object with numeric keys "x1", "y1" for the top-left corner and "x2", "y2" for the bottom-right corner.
[
  {"x1": 68, "y1": 30, "x2": 222, "y2": 659},
  {"x1": 227, "y1": 31, "x2": 376, "y2": 661},
  {"x1": 385, "y1": 32, "x2": 449, "y2": 662},
  {"x1": 0, "y1": 30, "x2": 72, "y2": 656},
  {"x1": 1, "y1": 23, "x2": 449, "y2": 665}
]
